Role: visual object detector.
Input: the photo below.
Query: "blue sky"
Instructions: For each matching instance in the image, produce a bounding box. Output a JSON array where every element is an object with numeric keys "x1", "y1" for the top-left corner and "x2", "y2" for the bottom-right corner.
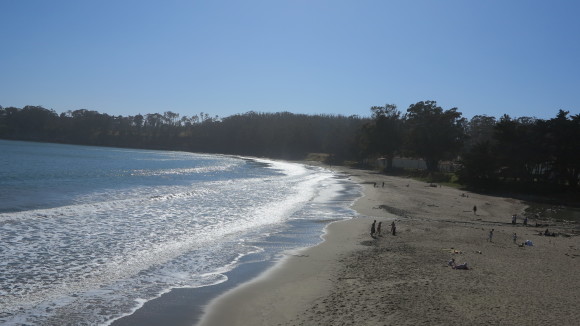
[{"x1": 1, "y1": 0, "x2": 579, "y2": 120}]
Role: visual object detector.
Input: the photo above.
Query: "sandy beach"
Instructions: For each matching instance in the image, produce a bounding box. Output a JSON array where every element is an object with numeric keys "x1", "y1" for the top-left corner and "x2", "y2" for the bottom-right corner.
[{"x1": 197, "y1": 166, "x2": 580, "y2": 326}]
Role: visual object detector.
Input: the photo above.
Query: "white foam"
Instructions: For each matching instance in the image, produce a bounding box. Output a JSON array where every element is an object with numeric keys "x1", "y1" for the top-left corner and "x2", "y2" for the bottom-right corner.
[{"x1": 0, "y1": 157, "x2": 360, "y2": 325}]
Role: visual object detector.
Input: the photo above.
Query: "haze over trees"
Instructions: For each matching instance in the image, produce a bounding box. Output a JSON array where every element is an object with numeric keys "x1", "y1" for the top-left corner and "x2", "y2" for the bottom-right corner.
[{"x1": 1, "y1": 103, "x2": 578, "y2": 192}]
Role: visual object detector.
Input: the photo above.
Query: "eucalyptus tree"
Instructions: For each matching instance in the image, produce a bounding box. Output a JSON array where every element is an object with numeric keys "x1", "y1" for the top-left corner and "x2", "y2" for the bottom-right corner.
[
  {"x1": 465, "y1": 115, "x2": 497, "y2": 150},
  {"x1": 544, "y1": 110, "x2": 580, "y2": 188},
  {"x1": 457, "y1": 140, "x2": 498, "y2": 186},
  {"x1": 493, "y1": 115, "x2": 543, "y2": 182},
  {"x1": 404, "y1": 101, "x2": 467, "y2": 172},
  {"x1": 362, "y1": 104, "x2": 403, "y2": 170}
]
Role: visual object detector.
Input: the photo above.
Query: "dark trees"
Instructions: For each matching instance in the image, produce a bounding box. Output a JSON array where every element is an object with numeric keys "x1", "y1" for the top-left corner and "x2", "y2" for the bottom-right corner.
[
  {"x1": 404, "y1": 101, "x2": 467, "y2": 172},
  {"x1": 544, "y1": 110, "x2": 580, "y2": 189},
  {"x1": 0, "y1": 106, "x2": 59, "y2": 140},
  {"x1": 493, "y1": 115, "x2": 543, "y2": 183},
  {"x1": 2, "y1": 102, "x2": 578, "y2": 193},
  {"x1": 0, "y1": 106, "x2": 366, "y2": 161},
  {"x1": 213, "y1": 112, "x2": 366, "y2": 160},
  {"x1": 458, "y1": 110, "x2": 580, "y2": 191},
  {"x1": 464, "y1": 115, "x2": 497, "y2": 151},
  {"x1": 359, "y1": 104, "x2": 402, "y2": 170}
]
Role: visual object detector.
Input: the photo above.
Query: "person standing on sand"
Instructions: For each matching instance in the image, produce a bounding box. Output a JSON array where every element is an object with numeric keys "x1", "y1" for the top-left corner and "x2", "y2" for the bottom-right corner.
[
  {"x1": 473, "y1": 205, "x2": 477, "y2": 215},
  {"x1": 370, "y1": 220, "x2": 376, "y2": 238},
  {"x1": 488, "y1": 229, "x2": 494, "y2": 242},
  {"x1": 391, "y1": 221, "x2": 396, "y2": 236},
  {"x1": 376, "y1": 222, "x2": 382, "y2": 237},
  {"x1": 513, "y1": 232, "x2": 518, "y2": 244}
]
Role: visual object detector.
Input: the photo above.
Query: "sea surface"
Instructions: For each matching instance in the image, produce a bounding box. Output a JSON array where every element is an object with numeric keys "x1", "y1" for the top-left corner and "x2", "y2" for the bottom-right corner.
[{"x1": 0, "y1": 140, "x2": 361, "y2": 325}]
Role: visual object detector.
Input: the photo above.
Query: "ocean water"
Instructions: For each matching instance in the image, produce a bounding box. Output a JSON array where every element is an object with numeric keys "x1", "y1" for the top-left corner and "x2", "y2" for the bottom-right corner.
[{"x1": 0, "y1": 140, "x2": 361, "y2": 325}]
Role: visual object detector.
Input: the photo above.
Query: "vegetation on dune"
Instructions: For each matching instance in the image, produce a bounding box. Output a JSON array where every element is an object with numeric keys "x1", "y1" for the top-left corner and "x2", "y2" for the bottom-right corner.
[{"x1": 1, "y1": 103, "x2": 579, "y2": 194}]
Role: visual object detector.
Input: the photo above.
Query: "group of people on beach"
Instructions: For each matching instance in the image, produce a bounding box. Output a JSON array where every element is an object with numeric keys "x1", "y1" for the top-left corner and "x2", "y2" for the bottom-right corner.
[
  {"x1": 370, "y1": 220, "x2": 396, "y2": 238},
  {"x1": 486, "y1": 213, "x2": 537, "y2": 245},
  {"x1": 488, "y1": 213, "x2": 550, "y2": 247},
  {"x1": 372, "y1": 182, "x2": 385, "y2": 188},
  {"x1": 511, "y1": 214, "x2": 529, "y2": 226}
]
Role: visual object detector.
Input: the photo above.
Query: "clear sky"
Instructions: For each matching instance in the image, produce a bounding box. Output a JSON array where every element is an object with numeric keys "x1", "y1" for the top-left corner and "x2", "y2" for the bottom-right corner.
[{"x1": 1, "y1": 0, "x2": 579, "y2": 120}]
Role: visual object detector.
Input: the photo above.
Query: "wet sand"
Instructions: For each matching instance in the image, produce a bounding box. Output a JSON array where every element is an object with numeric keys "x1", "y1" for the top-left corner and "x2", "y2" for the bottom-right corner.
[{"x1": 197, "y1": 166, "x2": 580, "y2": 326}]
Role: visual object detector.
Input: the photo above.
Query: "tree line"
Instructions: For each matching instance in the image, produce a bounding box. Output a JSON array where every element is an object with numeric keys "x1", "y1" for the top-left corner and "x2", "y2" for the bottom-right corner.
[
  {"x1": 357, "y1": 101, "x2": 579, "y2": 192},
  {"x1": 0, "y1": 105, "x2": 366, "y2": 160},
  {"x1": 1, "y1": 102, "x2": 578, "y2": 192}
]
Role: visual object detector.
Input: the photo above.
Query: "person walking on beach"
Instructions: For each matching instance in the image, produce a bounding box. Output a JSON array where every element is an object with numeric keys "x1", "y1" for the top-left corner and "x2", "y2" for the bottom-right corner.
[
  {"x1": 391, "y1": 221, "x2": 396, "y2": 236},
  {"x1": 473, "y1": 205, "x2": 477, "y2": 215},
  {"x1": 376, "y1": 222, "x2": 382, "y2": 237},
  {"x1": 488, "y1": 229, "x2": 494, "y2": 242},
  {"x1": 513, "y1": 232, "x2": 518, "y2": 244},
  {"x1": 370, "y1": 220, "x2": 376, "y2": 238}
]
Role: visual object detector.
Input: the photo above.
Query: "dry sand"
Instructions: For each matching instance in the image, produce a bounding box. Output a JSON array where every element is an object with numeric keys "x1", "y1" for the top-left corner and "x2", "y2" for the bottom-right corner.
[{"x1": 197, "y1": 166, "x2": 580, "y2": 326}]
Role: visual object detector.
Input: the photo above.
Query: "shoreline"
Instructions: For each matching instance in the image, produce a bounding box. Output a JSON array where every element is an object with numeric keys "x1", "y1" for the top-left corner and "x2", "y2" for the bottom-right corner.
[
  {"x1": 195, "y1": 217, "x2": 382, "y2": 326},
  {"x1": 109, "y1": 161, "x2": 360, "y2": 326},
  {"x1": 110, "y1": 258, "x2": 276, "y2": 326},
  {"x1": 197, "y1": 165, "x2": 580, "y2": 325}
]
